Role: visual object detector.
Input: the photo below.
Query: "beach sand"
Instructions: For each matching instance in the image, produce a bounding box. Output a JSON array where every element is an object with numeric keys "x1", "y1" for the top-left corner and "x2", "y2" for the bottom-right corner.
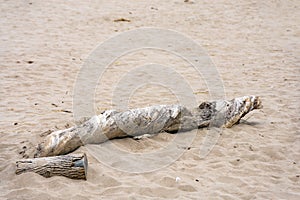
[{"x1": 0, "y1": 0, "x2": 299, "y2": 199}]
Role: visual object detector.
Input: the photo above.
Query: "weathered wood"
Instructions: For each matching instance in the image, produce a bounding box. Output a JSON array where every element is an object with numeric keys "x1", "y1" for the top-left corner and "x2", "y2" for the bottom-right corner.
[
  {"x1": 34, "y1": 96, "x2": 262, "y2": 157},
  {"x1": 16, "y1": 154, "x2": 88, "y2": 180}
]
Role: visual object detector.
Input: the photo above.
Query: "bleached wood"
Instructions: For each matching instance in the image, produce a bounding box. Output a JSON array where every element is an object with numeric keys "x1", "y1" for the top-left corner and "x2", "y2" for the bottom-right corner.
[{"x1": 34, "y1": 96, "x2": 262, "y2": 157}]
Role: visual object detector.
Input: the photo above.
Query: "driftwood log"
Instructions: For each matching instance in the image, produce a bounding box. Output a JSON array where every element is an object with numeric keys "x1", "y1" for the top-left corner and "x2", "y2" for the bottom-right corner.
[
  {"x1": 16, "y1": 154, "x2": 87, "y2": 180},
  {"x1": 34, "y1": 96, "x2": 262, "y2": 158}
]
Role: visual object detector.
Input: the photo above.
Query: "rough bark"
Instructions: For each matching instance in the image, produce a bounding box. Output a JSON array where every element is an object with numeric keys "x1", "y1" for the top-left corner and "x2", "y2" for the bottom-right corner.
[
  {"x1": 34, "y1": 96, "x2": 262, "y2": 157},
  {"x1": 16, "y1": 154, "x2": 87, "y2": 180}
]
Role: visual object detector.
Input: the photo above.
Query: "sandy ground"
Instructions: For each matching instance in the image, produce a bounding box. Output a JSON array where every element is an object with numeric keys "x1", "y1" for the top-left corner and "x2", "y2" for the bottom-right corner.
[{"x1": 0, "y1": 0, "x2": 299, "y2": 199}]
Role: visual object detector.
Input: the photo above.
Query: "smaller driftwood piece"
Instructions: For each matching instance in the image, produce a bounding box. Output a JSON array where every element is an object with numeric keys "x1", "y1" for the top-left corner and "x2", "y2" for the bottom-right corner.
[{"x1": 16, "y1": 153, "x2": 87, "y2": 180}]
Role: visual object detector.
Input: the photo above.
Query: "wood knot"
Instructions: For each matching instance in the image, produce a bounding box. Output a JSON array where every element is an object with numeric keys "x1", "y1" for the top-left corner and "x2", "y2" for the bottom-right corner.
[{"x1": 199, "y1": 102, "x2": 211, "y2": 109}]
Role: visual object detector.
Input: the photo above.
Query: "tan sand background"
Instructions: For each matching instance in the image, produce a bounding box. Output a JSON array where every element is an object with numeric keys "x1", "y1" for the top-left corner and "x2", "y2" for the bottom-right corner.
[{"x1": 0, "y1": 0, "x2": 299, "y2": 199}]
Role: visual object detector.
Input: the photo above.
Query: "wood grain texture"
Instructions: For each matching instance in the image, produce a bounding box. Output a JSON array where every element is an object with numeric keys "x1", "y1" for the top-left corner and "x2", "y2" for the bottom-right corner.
[
  {"x1": 16, "y1": 154, "x2": 88, "y2": 180},
  {"x1": 34, "y1": 96, "x2": 262, "y2": 157}
]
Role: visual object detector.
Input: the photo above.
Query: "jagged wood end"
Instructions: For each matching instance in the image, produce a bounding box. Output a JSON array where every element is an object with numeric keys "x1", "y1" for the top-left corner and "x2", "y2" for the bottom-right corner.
[
  {"x1": 34, "y1": 127, "x2": 83, "y2": 157},
  {"x1": 224, "y1": 96, "x2": 262, "y2": 128}
]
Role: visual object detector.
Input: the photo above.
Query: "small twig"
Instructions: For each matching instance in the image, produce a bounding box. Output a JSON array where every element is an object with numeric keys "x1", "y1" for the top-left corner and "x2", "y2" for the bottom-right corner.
[{"x1": 114, "y1": 18, "x2": 131, "y2": 22}]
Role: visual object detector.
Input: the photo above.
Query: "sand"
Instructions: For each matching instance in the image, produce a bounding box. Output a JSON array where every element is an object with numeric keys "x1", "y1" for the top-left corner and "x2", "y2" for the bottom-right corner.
[{"x1": 0, "y1": 0, "x2": 299, "y2": 199}]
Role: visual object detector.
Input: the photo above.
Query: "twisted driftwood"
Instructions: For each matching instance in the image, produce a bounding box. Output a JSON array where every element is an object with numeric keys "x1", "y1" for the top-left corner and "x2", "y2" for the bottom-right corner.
[
  {"x1": 34, "y1": 96, "x2": 262, "y2": 158},
  {"x1": 16, "y1": 153, "x2": 87, "y2": 180}
]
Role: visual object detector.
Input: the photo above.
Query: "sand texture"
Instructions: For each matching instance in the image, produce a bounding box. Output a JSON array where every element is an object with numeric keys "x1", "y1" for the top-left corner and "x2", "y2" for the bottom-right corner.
[{"x1": 0, "y1": 0, "x2": 299, "y2": 199}]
